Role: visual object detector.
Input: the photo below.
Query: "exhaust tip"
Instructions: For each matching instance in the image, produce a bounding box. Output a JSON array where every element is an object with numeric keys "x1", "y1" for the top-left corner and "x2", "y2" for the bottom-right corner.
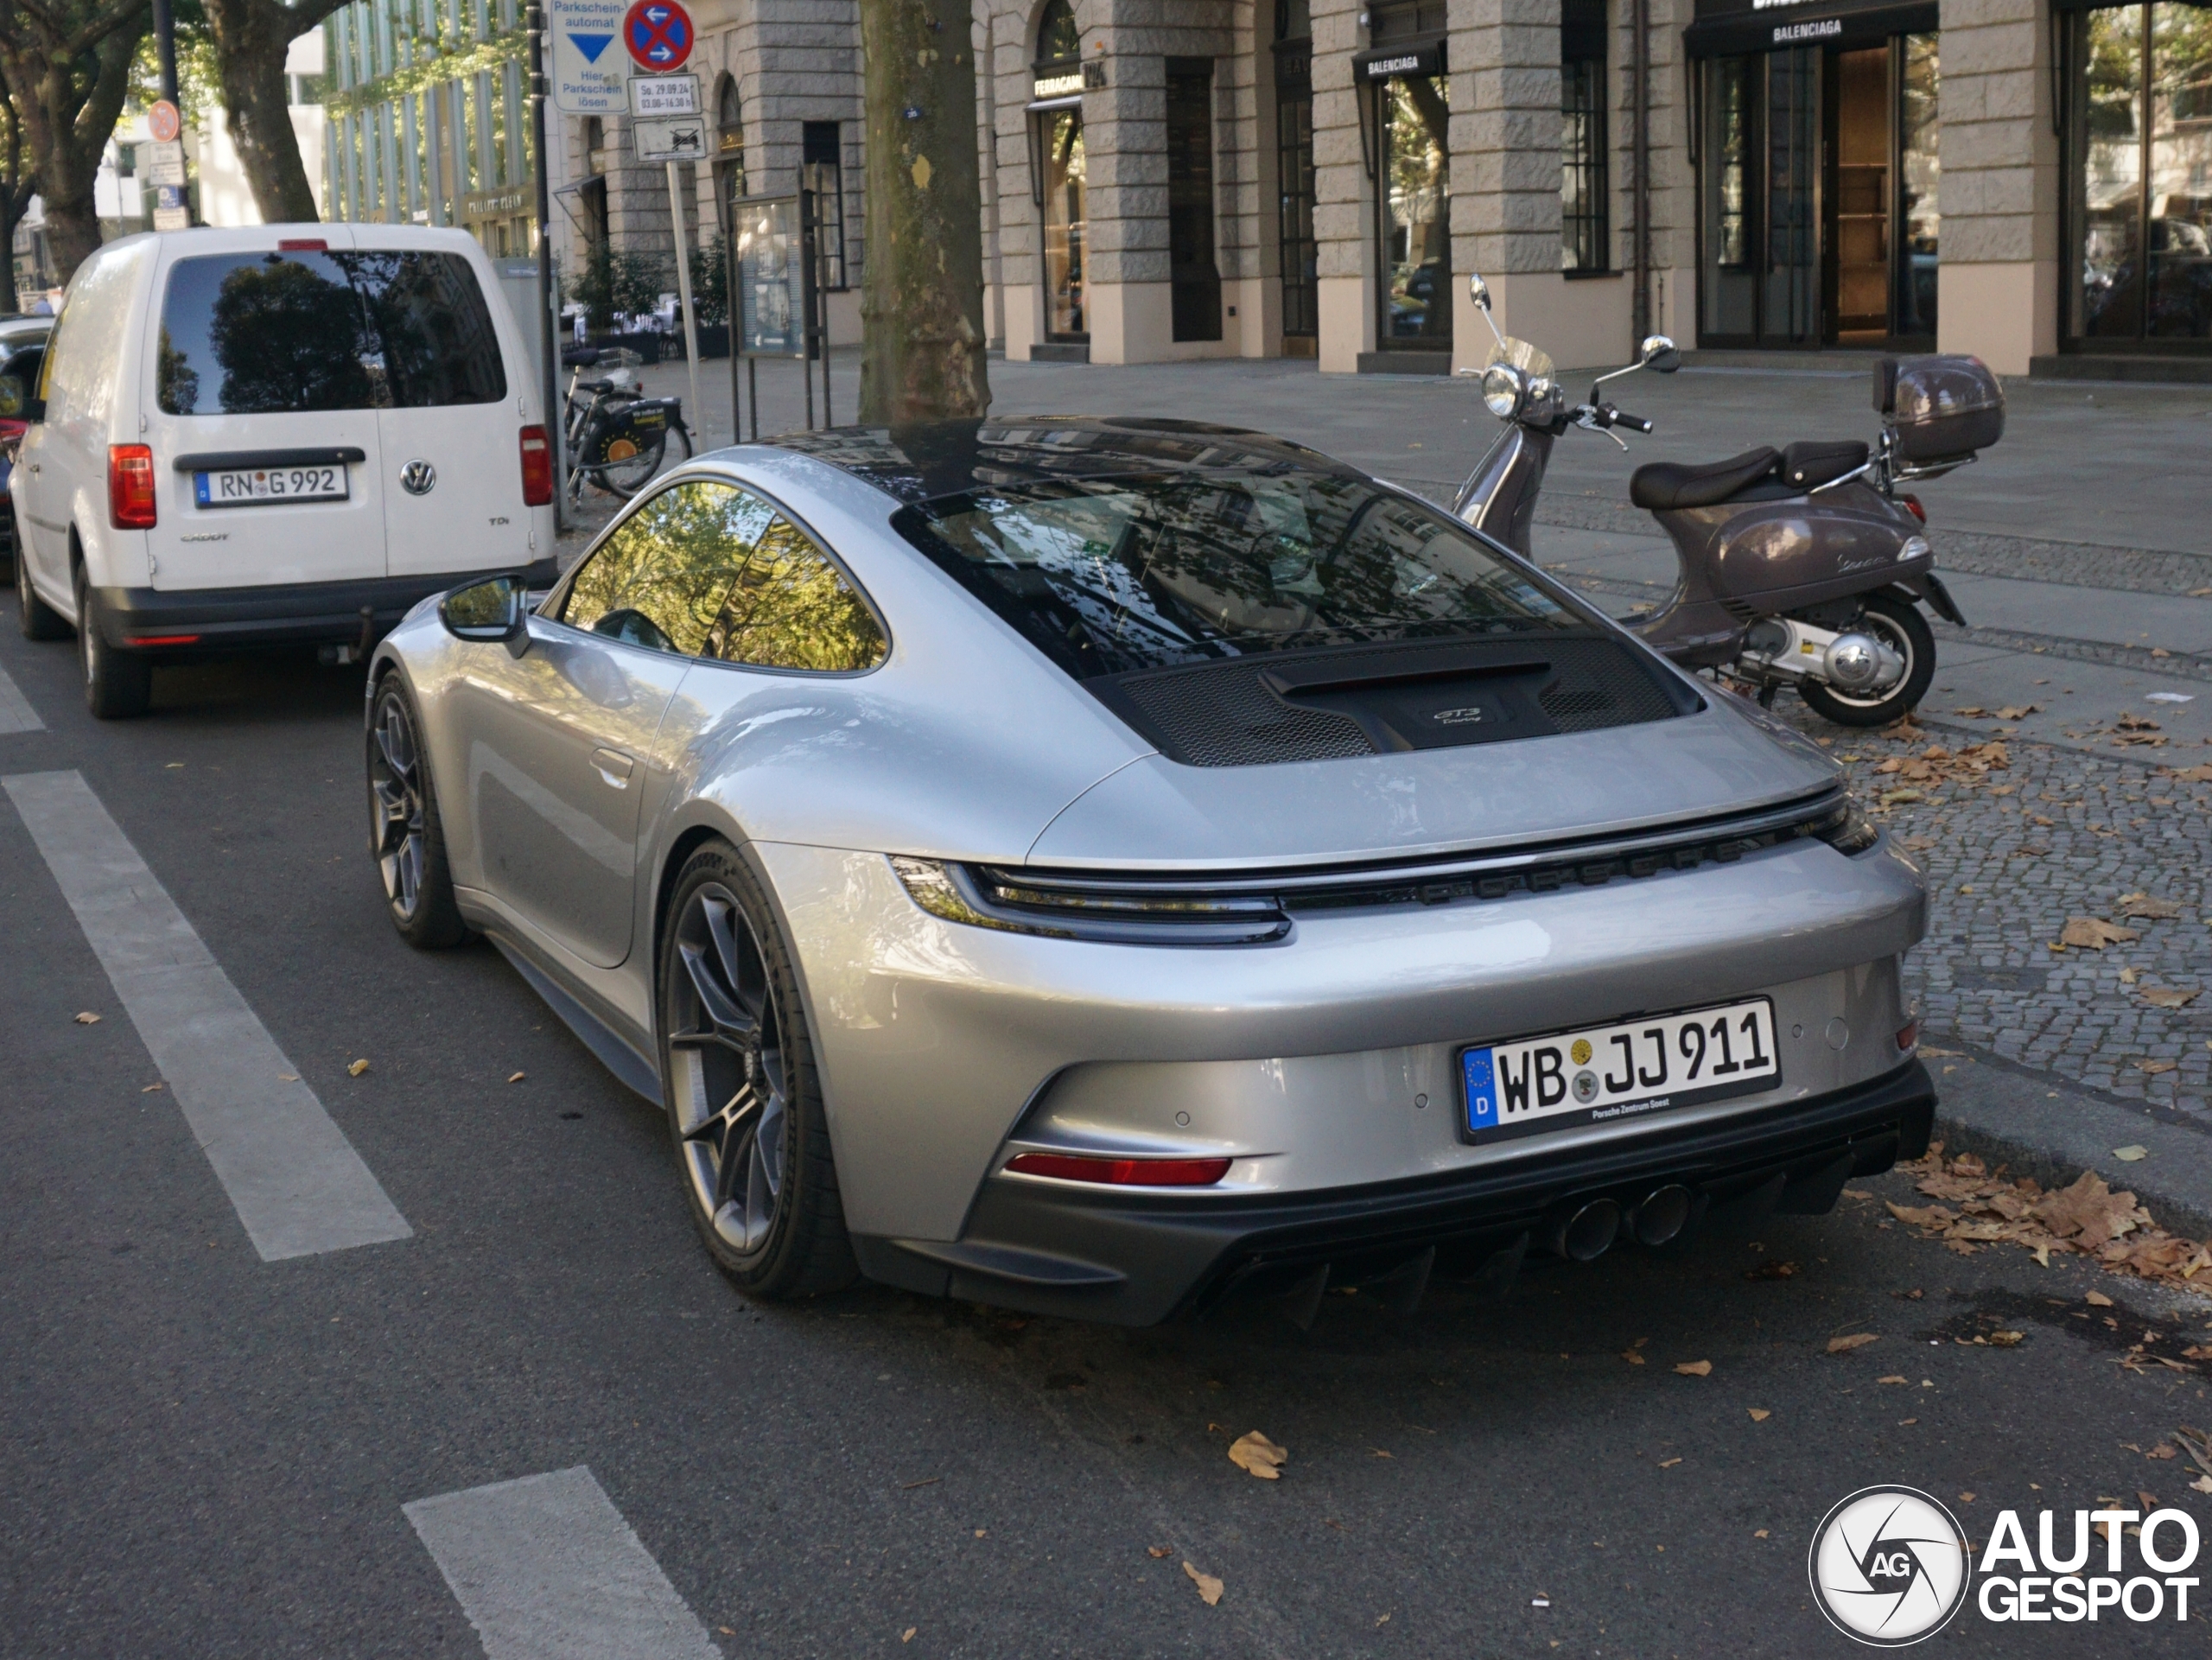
[
  {"x1": 1548, "y1": 1198, "x2": 1621, "y2": 1262},
  {"x1": 1630, "y1": 1184, "x2": 1695, "y2": 1247}
]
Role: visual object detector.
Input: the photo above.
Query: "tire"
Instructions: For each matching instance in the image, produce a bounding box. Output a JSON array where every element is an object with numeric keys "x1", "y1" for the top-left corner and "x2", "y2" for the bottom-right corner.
[
  {"x1": 658, "y1": 843, "x2": 855, "y2": 1301},
  {"x1": 595, "y1": 431, "x2": 667, "y2": 499},
  {"x1": 16, "y1": 545, "x2": 67, "y2": 640},
  {"x1": 75, "y1": 566, "x2": 151, "y2": 718},
  {"x1": 1798, "y1": 591, "x2": 1937, "y2": 728},
  {"x1": 366, "y1": 673, "x2": 471, "y2": 948}
]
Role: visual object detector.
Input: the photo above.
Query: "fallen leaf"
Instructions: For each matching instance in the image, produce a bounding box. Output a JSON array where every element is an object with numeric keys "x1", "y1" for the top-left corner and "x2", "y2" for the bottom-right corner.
[
  {"x1": 1748, "y1": 1408, "x2": 1771, "y2": 1421},
  {"x1": 1987, "y1": 1330, "x2": 2026, "y2": 1347},
  {"x1": 1674, "y1": 1360, "x2": 1713, "y2": 1377},
  {"x1": 1827, "y1": 1333, "x2": 1880, "y2": 1354},
  {"x1": 140, "y1": 1082, "x2": 164, "y2": 1093},
  {"x1": 2118, "y1": 892, "x2": 2185, "y2": 919},
  {"x1": 1370, "y1": 1448, "x2": 1394, "y2": 1460},
  {"x1": 1953, "y1": 706, "x2": 1987, "y2": 717},
  {"x1": 1621, "y1": 1350, "x2": 1646, "y2": 1365},
  {"x1": 1880, "y1": 789, "x2": 1923, "y2": 806},
  {"x1": 2148, "y1": 1445, "x2": 2178, "y2": 1460},
  {"x1": 1900, "y1": 1418, "x2": 1919, "y2": 1426},
  {"x1": 73, "y1": 1012, "x2": 101, "y2": 1025},
  {"x1": 1960, "y1": 1491, "x2": 1977, "y2": 1503},
  {"x1": 2059, "y1": 917, "x2": 2140, "y2": 950},
  {"x1": 2117, "y1": 712, "x2": 2163, "y2": 732},
  {"x1": 2141, "y1": 988, "x2": 2200, "y2": 1008},
  {"x1": 1658, "y1": 1457, "x2": 1683, "y2": 1467},
  {"x1": 506, "y1": 1071, "x2": 527, "y2": 1084},
  {"x1": 1994, "y1": 706, "x2": 2040, "y2": 720},
  {"x1": 2087, "y1": 1291, "x2": 2114, "y2": 1307},
  {"x1": 2169, "y1": 765, "x2": 2212, "y2": 783},
  {"x1": 1744, "y1": 1260, "x2": 1799, "y2": 1281},
  {"x1": 2114, "y1": 1145, "x2": 2150, "y2": 1162},
  {"x1": 347, "y1": 1059, "x2": 371, "y2": 1076},
  {"x1": 1184, "y1": 1561, "x2": 1224, "y2": 1606},
  {"x1": 2139, "y1": 1059, "x2": 2178, "y2": 1075},
  {"x1": 1754, "y1": 1529, "x2": 1770, "y2": 1538},
  {"x1": 2195, "y1": 1476, "x2": 2212, "y2": 1495},
  {"x1": 1147, "y1": 1546, "x2": 1171, "y2": 1558},
  {"x1": 1878, "y1": 1375, "x2": 1910, "y2": 1385},
  {"x1": 1227, "y1": 1431, "x2": 1288, "y2": 1480},
  {"x1": 902, "y1": 1630, "x2": 916, "y2": 1644}
]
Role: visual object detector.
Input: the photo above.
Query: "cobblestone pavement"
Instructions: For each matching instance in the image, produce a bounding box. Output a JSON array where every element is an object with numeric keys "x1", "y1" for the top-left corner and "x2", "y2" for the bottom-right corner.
[{"x1": 1773, "y1": 700, "x2": 2212, "y2": 1122}]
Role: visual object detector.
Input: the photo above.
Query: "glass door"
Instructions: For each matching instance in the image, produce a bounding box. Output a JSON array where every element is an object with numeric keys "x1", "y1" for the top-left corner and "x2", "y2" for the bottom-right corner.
[
  {"x1": 1276, "y1": 47, "x2": 1318, "y2": 344},
  {"x1": 1764, "y1": 47, "x2": 1821, "y2": 343},
  {"x1": 1376, "y1": 73, "x2": 1452, "y2": 348},
  {"x1": 2067, "y1": 3, "x2": 2212, "y2": 345},
  {"x1": 1041, "y1": 107, "x2": 1088, "y2": 341}
]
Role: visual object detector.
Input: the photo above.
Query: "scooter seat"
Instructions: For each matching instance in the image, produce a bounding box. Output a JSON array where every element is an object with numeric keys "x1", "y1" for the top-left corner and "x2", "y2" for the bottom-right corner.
[
  {"x1": 1779, "y1": 440, "x2": 1869, "y2": 491},
  {"x1": 1628, "y1": 447, "x2": 1780, "y2": 511}
]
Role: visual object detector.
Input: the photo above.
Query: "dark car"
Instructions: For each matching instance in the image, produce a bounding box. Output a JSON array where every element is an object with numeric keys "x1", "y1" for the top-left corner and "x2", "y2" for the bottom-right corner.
[{"x1": 0, "y1": 316, "x2": 52, "y2": 571}]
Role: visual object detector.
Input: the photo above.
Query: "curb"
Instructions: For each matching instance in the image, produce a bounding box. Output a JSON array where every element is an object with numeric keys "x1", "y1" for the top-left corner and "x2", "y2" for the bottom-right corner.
[{"x1": 1923, "y1": 1049, "x2": 2212, "y2": 1246}]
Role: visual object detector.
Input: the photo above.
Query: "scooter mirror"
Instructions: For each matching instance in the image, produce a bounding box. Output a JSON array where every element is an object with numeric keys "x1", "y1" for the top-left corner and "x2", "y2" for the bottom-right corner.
[
  {"x1": 1467, "y1": 273, "x2": 1491, "y2": 312},
  {"x1": 1640, "y1": 334, "x2": 1681, "y2": 373}
]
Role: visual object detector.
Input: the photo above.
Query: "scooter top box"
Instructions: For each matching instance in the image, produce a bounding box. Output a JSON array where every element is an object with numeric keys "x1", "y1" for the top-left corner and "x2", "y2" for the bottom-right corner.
[{"x1": 1873, "y1": 354, "x2": 2006, "y2": 466}]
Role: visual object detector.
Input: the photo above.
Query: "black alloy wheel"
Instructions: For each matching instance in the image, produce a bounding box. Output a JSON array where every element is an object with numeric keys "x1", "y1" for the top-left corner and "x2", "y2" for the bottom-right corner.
[
  {"x1": 659, "y1": 843, "x2": 854, "y2": 1299},
  {"x1": 1798, "y1": 591, "x2": 1938, "y2": 729},
  {"x1": 366, "y1": 676, "x2": 469, "y2": 947}
]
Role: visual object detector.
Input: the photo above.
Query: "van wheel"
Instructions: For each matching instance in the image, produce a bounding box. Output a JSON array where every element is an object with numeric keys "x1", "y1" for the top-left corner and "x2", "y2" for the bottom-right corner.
[
  {"x1": 75, "y1": 568, "x2": 151, "y2": 719},
  {"x1": 16, "y1": 550, "x2": 67, "y2": 640}
]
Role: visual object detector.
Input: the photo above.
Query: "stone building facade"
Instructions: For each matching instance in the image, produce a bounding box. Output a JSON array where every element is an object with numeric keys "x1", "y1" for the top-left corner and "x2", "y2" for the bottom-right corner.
[{"x1": 322, "y1": 0, "x2": 2210, "y2": 378}]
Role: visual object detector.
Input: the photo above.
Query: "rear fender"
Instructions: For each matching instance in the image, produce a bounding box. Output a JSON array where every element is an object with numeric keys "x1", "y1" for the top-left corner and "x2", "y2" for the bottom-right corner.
[{"x1": 1893, "y1": 573, "x2": 1965, "y2": 626}]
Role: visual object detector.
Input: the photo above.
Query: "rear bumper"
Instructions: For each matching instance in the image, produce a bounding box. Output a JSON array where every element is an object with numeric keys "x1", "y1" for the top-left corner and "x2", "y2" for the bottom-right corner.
[
  {"x1": 851, "y1": 1059, "x2": 1936, "y2": 1326},
  {"x1": 91, "y1": 562, "x2": 559, "y2": 653}
]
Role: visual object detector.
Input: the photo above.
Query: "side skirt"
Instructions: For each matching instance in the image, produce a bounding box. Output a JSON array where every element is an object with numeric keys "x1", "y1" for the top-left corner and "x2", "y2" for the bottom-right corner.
[{"x1": 487, "y1": 932, "x2": 664, "y2": 1108}]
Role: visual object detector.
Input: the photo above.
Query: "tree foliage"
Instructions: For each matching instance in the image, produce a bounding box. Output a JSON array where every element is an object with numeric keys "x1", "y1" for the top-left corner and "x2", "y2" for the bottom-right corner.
[{"x1": 0, "y1": 0, "x2": 151, "y2": 284}]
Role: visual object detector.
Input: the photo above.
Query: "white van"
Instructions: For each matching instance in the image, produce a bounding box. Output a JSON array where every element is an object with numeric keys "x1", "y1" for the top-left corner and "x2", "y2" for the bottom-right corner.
[{"x1": 11, "y1": 224, "x2": 556, "y2": 717}]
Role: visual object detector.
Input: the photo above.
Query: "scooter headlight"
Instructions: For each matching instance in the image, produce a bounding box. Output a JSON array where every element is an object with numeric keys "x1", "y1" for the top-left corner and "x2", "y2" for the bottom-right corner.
[{"x1": 1481, "y1": 363, "x2": 1527, "y2": 420}]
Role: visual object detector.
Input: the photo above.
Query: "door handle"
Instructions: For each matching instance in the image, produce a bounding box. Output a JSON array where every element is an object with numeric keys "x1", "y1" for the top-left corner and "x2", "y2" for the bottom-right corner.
[{"x1": 590, "y1": 747, "x2": 636, "y2": 789}]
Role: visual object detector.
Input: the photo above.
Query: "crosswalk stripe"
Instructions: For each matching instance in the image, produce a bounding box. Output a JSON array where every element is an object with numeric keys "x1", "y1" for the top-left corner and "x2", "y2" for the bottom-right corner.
[
  {"x1": 0, "y1": 661, "x2": 41, "y2": 734},
  {"x1": 3, "y1": 768, "x2": 411, "y2": 1260},
  {"x1": 404, "y1": 1467, "x2": 721, "y2": 1660}
]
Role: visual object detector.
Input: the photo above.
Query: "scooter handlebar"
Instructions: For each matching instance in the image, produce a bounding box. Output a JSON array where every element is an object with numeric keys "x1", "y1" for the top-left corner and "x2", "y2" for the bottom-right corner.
[{"x1": 1603, "y1": 404, "x2": 1655, "y2": 434}]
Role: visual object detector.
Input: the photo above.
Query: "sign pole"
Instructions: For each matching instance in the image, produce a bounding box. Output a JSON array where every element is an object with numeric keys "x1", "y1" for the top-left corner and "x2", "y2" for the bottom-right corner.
[
  {"x1": 667, "y1": 160, "x2": 703, "y2": 450},
  {"x1": 527, "y1": 2, "x2": 565, "y2": 532}
]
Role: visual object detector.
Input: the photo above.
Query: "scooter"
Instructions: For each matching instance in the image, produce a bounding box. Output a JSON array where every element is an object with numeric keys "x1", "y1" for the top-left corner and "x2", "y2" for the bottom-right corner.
[{"x1": 1449, "y1": 273, "x2": 1997, "y2": 727}]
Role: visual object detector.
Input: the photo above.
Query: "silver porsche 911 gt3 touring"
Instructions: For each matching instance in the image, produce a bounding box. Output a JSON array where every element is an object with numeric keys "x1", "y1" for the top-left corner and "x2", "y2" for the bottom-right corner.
[{"x1": 365, "y1": 418, "x2": 1932, "y2": 1325}]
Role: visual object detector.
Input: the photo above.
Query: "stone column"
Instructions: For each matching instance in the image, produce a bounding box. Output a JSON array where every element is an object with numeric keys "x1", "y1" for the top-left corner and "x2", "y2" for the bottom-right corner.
[
  {"x1": 1312, "y1": 0, "x2": 1371, "y2": 372},
  {"x1": 1936, "y1": 0, "x2": 2058, "y2": 374},
  {"x1": 1451, "y1": 0, "x2": 1571, "y2": 368}
]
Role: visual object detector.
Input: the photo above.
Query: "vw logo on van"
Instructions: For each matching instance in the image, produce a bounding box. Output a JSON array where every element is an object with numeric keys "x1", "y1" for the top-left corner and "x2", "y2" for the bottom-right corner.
[{"x1": 400, "y1": 460, "x2": 437, "y2": 496}]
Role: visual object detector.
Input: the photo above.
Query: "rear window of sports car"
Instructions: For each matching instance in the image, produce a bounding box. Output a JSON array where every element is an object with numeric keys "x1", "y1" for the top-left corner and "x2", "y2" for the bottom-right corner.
[{"x1": 890, "y1": 471, "x2": 1578, "y2": 679}]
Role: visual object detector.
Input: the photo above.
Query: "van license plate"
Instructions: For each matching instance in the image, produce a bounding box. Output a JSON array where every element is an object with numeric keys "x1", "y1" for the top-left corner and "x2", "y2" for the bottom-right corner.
[
  {"x1": 194, "y1": 465, "x2": 348, "y2": 507},
  {"x1": 1460, "y1": 998, "x2": 1779, "y2": 1143}
]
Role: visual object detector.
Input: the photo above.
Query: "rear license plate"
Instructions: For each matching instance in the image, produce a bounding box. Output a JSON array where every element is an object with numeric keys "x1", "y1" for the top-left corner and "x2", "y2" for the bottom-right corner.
[
  {"x1": 194, "y1": 465, "x2": 348, "y2": 508},
  {"x1": 1460, "y1": 998, "x2": 1779, "y2": 1143}
]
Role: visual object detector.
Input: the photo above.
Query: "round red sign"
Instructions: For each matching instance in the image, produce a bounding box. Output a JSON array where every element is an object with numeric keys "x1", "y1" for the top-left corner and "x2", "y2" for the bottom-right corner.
[
  {"x1": 148, "y1": 99, "x2": 181, "y2": 143},
  {"x1": 621, "y1": 0, "x2": 694, "y2": 72}
]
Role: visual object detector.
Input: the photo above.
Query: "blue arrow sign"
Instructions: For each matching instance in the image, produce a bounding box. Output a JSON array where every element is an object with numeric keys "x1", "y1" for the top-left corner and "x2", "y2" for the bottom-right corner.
[{"x1": 569, "y1": 31, "x2": 612, "y2": 60}]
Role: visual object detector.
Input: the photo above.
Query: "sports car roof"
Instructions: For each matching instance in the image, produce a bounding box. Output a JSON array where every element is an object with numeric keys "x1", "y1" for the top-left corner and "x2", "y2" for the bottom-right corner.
[{"x1": 764, "y1": 417, "x2": 1358, "y2": 505}]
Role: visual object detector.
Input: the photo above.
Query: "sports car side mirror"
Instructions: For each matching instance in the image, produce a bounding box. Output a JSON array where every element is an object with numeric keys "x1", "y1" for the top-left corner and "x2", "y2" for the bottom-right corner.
[{"x1": 440, "y1": 575, "x2": 531, "y2": 658}]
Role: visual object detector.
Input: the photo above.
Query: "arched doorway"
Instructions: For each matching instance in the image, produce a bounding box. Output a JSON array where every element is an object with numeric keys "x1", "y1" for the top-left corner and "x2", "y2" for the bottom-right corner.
[{"x1": 714, "y1": 74, "x2": 747, "y2": 236}]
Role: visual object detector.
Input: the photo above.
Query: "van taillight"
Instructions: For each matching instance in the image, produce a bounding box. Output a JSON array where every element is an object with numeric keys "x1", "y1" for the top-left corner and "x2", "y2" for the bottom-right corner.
[
  {"x1": 109, "y1": 445, "x2": 156, "y2": 529},
  {"x1": 519, "y1": 425, "x2": 553, "y2": 506}
]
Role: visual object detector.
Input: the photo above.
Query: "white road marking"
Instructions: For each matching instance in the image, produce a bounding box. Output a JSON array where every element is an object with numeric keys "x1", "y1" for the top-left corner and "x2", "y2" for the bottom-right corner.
[
  {"x1": 404, "y1": 1467, "x2": 721, "y2": 1660},
  {"x1": 0, "y1": 661, "x2": 41, "y2": 733},
  {"x1": 3, "y1": 768, "x2": 410, "y2": 1260}
]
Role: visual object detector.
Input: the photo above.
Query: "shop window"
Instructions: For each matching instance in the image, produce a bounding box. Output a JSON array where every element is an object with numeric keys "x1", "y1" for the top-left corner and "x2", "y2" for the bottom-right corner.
[
  {"x1": 1033, "y1": 0, "x2": 1087, "y2": 341},
  {"x1": 1166, "y1": 58, "x2": 1223, "y2": 341},
  {"x1": 1275, "y1": 0, "x2": 1317, "y2": 342},
  {"x1": 2065, "y1": 3, "x2": 2212, "y2": 346},
  {"x1": 802, "y1": 121, "x2": 846, "y2": 291},
  {"x1": 1561, "y1": 0, "x2": 1609, "y2": 272},
  {"x1": 1376, "y1": 70, "x2": 1452, "y2": 346}
]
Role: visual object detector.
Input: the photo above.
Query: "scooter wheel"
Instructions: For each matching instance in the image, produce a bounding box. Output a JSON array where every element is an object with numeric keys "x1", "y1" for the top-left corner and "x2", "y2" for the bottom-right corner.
[{"x1": 1799, "y1": 592, "x2": 1936, "y2": 728}]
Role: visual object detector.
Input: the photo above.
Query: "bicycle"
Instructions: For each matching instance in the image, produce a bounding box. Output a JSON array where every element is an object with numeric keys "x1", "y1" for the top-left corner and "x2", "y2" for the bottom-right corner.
[{"x1": 559, "y1": 346, "x2": 694, "y2": 505}]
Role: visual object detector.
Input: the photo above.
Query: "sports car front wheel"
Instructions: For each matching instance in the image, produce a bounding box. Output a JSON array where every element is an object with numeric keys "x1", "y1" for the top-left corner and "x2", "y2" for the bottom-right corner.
[
  {"x1": 659, "y1": 843, "x2": 855, "y2": 1300},
  {"x1": 367, "y1": 675, "x2": 469, "y2": 948}
]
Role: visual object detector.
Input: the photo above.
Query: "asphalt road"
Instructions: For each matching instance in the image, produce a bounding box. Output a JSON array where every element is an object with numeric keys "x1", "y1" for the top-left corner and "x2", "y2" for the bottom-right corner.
[{"x1": 6, "y1": 619, "x2": 2212, "y2": 1658}]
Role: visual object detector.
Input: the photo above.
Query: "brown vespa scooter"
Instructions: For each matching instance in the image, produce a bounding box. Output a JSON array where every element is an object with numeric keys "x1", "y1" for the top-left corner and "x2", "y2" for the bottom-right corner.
[{"x1": 1450, "y1": 274, "x2": 1994, "y2": 728}]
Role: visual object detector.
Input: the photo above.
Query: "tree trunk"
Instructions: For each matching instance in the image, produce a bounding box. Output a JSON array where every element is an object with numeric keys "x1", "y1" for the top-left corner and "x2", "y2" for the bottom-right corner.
[
  {"x1": 855, "y1": 0, "x2": 989, "y2": 424},
  {"x1": 205, "y1": 0, "x2": 327, "y2": 224},
  {"x1": 4, "y1": 22, "x2": 142, "y2": 283}
]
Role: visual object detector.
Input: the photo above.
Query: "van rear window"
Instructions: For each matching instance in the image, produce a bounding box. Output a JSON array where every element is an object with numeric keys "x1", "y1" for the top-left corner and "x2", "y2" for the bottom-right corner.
[{"x1": 156, "y1": 248, "x2": 506, "y2": 416}]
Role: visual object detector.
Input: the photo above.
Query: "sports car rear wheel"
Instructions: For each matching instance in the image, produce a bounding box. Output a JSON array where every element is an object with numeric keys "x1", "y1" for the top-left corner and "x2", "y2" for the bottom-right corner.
[
  {"x1": 367, "y1": 675, "x2": 469, "y2": 947},
  {"x1": 659, "y1": 843, "x2": 855, "y2": 1300}
]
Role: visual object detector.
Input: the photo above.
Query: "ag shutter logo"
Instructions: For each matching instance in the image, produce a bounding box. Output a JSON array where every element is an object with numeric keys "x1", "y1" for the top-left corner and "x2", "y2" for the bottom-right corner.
[{"x1": 1808, "y1": 1485, "x2": 1972, "y2": 1645}]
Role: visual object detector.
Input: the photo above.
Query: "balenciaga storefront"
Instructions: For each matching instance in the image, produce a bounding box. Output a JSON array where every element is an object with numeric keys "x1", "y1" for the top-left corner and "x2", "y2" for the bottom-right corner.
[{"x1": 1687, "y1": 0, "x2": 1942, "y2": 348}]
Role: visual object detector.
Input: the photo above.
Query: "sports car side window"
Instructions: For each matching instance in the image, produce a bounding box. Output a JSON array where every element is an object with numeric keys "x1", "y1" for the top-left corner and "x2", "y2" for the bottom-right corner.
[
  {"x1": 561, "y1": 481, "x2": 769, "y2": 655},
  {"x1": 702, "y1": 512, "x2": 887, "y2": 673}
]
